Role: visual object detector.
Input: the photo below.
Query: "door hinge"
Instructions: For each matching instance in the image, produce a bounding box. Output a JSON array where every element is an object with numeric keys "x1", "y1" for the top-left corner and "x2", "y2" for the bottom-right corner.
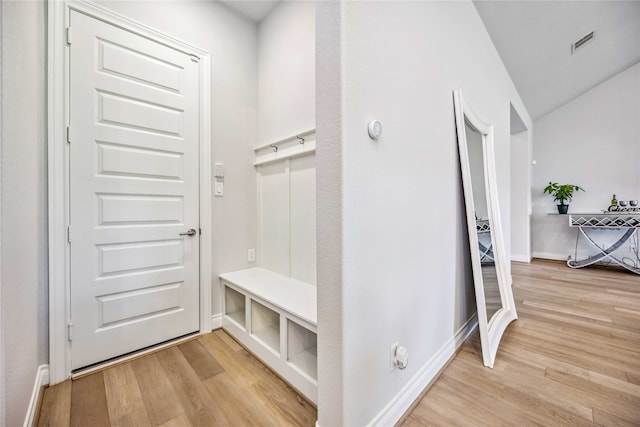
[
  {"x1": 66, "y1": 27, "x2": 72, "y2": 45},
  {"x1": 66, "y1": 126, "x2": 71, "y2": 144},
  {"x1": 190, "y1": 54, "x2": 199, "y2": 63},
  {"x1": 67, "y1": 323, "x2": 73, "y2": 342},
  {"x1": 67, "y1": 225, "x2": 71, "y2": 243},
  {"x1": 199, "y1": 228, "x2": 202, "y2": 235}
]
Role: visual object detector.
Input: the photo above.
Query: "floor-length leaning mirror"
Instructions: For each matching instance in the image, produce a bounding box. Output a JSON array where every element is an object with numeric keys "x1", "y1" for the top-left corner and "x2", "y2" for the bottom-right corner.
[{"x1": 453, "y1": 89, "x2": 517, "y2": 368}]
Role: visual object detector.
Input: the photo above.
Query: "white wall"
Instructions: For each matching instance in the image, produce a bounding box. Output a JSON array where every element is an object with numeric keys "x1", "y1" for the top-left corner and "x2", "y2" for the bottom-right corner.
[
  {"x1": 316, "y1": 1, "x2": 344, "y2": 422},
  {"x1": 0, "y1": 3, "x2": 4, "y2": 423},
  {"x1": 258, "y1": 1, "x2": 315, "y2": 145},
  {"x1": 532, "y1": 62, "x2": 640, "y2": 259},
  {"x1": 257, "y1": 1, "x2": 316, "y2": 283},
  {"x1": 96, "y1": 1, "x2": 260, "y2": 314},
  {"x1": 1, "y1": 1, "x2": 48, "y2": 425},
  {"x1": 316, "y1": 1, "x2": 532, "y2": 425},
  {"x1": 511, "y1": 130, "x2": 531, "y2": 262}
]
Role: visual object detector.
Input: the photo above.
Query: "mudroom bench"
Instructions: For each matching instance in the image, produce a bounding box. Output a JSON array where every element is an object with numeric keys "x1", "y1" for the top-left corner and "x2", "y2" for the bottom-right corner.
[{"x1": 219, "y1": 268, "x2": 317, "y2": 404}]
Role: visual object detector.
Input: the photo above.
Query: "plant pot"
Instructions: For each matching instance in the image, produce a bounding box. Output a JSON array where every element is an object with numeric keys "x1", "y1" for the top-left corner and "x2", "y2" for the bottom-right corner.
[{"x1": 557, "y1": 204, "x2": 569, "y2": 214}]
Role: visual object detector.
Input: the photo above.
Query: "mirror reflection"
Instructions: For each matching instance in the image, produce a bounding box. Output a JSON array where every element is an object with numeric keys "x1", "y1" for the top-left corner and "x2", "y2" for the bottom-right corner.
[{"x1": 465, "y1": 121, "x2": 503, "y2": 322}]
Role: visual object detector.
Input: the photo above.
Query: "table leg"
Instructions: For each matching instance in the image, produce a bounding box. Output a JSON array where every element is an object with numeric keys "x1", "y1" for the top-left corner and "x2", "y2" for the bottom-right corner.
[{"x1": 567, "y1": 227, "x2": 639, "y2": 274}]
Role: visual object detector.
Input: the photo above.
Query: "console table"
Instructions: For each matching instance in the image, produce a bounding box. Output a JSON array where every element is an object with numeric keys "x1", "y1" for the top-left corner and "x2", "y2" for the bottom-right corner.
[{"x1": 567, "y1": 213, "x2": 640, "y2": 274}]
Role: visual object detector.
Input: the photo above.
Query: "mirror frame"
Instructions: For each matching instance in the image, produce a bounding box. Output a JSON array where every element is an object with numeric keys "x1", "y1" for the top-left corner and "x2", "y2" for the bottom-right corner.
[{"x1": 453, "y1": 89, "x2": 517, "y2": 368}]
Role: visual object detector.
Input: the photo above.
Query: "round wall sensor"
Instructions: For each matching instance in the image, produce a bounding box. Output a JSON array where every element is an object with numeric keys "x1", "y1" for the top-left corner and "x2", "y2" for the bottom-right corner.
[{"x1": 368, "y1": 120, "x2": 382, "y2": 139}]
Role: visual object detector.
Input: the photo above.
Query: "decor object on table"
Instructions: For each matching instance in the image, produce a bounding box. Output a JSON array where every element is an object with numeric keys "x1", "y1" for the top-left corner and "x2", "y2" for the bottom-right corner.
[{"x1": 543, "y1": 182, "x2": 584, "y2": 214}]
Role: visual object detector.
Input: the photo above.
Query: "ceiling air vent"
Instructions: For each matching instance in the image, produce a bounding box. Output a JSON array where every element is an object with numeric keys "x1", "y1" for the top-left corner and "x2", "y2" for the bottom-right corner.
[{"x1": 571, "y1": 30, "x2": 595, "y2": 54}]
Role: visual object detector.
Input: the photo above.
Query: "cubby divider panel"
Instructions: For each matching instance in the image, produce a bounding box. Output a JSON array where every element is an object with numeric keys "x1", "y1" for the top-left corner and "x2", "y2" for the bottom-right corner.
[
  {"x1": 251, "y1": 300, "x2": 280, "y2": 355},
  {"x1": 224, "y1": 285, "x2": 246, "y2": 329},
  {"x1": 287, "y1": 319, "x2": 317, "y2": 381}
]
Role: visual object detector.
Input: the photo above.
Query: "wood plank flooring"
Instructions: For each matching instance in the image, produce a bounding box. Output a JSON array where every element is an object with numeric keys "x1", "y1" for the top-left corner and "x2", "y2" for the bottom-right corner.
[
  {"x1": 402, "y1": 259, "x2": 640, "y2": 427},
  {"x1": 37, "y1": 330, "x2": 317, "y2": 427},
  {"x1": 38, "y1": 259, "x2": 640, "y2": 426}
]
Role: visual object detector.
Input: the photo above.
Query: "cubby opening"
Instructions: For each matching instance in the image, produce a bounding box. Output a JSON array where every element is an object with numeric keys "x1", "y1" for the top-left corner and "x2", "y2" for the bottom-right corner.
[
  {"x1": 287, "y1": 319, "x2": 317, "y2": 381},
  {"x1": 224, "y1": 286, "x2": 246, "y2": 329},
  {"x1": 251, "y1": 300, "x2": 280, "y2": 354}
]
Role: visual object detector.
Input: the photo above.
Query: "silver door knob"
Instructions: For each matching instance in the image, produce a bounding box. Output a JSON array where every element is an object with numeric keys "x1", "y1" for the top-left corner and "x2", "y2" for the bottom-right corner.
[{"x1": 179, "y1": 228, "x2": 197, "y2": 236}]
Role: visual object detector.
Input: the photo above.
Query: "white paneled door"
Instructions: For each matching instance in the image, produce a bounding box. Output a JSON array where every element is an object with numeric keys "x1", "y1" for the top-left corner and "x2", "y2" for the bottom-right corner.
[{"x1": 69, "y1": 10, "x2": 200, "y2": 370}]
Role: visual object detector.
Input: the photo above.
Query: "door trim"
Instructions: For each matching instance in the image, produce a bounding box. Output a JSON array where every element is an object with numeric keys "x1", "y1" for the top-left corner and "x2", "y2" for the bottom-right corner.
[{"x1": 48, "y1": 0, "x2": 212, "y2": 385}]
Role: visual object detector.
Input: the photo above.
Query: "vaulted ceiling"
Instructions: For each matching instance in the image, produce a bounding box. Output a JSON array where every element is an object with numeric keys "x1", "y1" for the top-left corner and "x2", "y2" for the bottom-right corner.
[
  {"x1": 219, "y1": 1, "x2": 640, "y2": 121},
  {"x1": 474, "y1": 0, "x2": 640, "y2": 120}
]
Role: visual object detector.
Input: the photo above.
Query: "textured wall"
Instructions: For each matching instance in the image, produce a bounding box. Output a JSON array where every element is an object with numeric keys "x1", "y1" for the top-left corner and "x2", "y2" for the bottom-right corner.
[
  {"x1": 1, "y1": 1, "x2": 48, "y2": 425},
  {"x1": 317, "y1": 1, "x2": 532, "y2": 424},
  {"x1": 316, "y1": 2, "x2": 344, "y2": 424}
]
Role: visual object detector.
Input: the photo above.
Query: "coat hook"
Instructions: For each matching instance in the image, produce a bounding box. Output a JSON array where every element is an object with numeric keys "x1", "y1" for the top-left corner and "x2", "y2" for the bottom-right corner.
[
  {"x1": 270, "y1": 145, "x2": 278, "y2": 152},
  {"x1": 297, "y1": 136, "x2": 305, "y2": 145}
]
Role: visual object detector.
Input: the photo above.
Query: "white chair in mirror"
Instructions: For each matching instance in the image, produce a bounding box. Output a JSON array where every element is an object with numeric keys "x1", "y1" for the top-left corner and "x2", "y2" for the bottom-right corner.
[{"x1": 453, "y1": 89, "x2": 517, "y2": 368}]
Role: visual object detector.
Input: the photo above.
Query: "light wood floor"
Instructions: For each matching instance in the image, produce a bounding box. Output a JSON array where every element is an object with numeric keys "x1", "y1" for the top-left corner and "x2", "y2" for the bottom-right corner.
[
  {"x1": 38, "y1": 259, "x2": 640, "y2": 426},
  {"x1": 37, "y1": 330, "x2": 317, "y2": 426},
  {"x1": 402, "y1": 259, "x2": 640, "y2": 427}
]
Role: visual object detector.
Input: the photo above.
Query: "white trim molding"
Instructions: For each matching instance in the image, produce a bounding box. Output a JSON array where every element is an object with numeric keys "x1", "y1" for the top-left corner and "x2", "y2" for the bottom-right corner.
[
  {"x1": 253, "y1": 129, "x2": 316, "y2": 166},
  {"x1": 47, "y1": 0, "x2": 70, "y2": 387},
  {"x1": 511, "y1": 254, "x2": 532, "y2": 263},
  {"x1": 532, "y1": 251, "x2": 567, "y2": 261},
  {"x1": 366, "y1": 315, "x2": 478, "y2": 427},
  {"x1": 211, "y1": 313, "x2": 222, "y2": 330},
  {"x1": 23, "y1": 365, "x2": 49, "y2": 427},
  {"x1": 0, "y1": 0, "x2": 4, "y2": 418},
  {"x1": 48, "y1": 0, "x2": 212, "y2": 384}
]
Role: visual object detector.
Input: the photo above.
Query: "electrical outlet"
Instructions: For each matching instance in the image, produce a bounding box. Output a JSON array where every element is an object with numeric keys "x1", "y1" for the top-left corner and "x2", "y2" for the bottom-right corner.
[
  {"x1": 390, "y1": 342, "x2": 399, "y2": 370},
  {"x1": 248, "y1": 248, "x2": 256, "y2": 262}
]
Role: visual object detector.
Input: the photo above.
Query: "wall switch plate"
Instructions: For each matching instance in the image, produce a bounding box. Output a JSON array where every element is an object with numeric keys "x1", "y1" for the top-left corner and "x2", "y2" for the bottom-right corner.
[
  {"x1": 214, "y1": 182, "x2": 224, "y2": 196},
  {"x1": 214, "y1": 162, "x2": 225, "y2": 178},
  {"x1": 248, "y1": 248, "x2": 256, "y2": 262}
]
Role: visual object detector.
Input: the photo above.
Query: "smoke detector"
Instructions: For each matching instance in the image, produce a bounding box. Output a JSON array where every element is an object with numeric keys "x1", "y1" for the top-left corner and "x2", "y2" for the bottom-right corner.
[{"x1": 571, "y1": 30, "x2": 596, "y2": 54}]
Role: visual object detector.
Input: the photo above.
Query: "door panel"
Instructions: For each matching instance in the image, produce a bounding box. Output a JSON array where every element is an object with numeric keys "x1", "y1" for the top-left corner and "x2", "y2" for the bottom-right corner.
[
  {"x1": 97, "y1": 144, "x2": 184, "y2": 181},
  {"x1": 99, "y1": 40, "x2": 185, "y2": 92},
  {"x1": 98, "y1": 91, "x2": 183, "y2": 135},
  {"x1": 69, "y1": 10, "x2": 200, "y2": 369},
  {"x1": 98, "y1": 194, "x2": 184, "y2": 224}
]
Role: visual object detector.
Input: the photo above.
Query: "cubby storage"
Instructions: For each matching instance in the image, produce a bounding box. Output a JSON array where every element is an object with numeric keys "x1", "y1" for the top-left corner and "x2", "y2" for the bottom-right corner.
[
  {"x1": 287, "y1": 319, "x2": 317, "y2": 381},
  {"x1": 220, "y1": 268, "x2": 317, "y2": 404},
  {"x1": 224, "y1": 286, "x2": 246, "y2": 329},
  {"x1": 251, "y1": 300, "x2": 280, "y2": 354}
]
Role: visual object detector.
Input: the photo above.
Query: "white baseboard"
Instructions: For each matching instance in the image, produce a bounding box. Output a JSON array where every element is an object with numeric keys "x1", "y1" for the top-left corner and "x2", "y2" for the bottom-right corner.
[
  {"x1": 511, "y1": 254, "x2": 532, "y2": 263},
  {"x1": 532, "y1": 251, "x2": 568, "y2": 261},
  {"x1": 366, "y1": 315, "x2": 478, "y2": 427},
  {"x1": 211, "y1": 313, "x2": 222, "y2": 330},
  {"x1": 24, "y1": 364, "x2": 49, "y2": 427}
]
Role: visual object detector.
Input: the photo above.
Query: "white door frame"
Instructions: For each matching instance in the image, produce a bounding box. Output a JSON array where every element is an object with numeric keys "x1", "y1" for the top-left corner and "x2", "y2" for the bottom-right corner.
[{"x1": 48, "y1": 0, "x2": 212, "y2": 385}]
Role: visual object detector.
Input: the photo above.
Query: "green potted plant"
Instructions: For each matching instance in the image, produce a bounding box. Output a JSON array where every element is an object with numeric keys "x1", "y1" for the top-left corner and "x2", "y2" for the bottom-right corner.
[{"x1": 544, "y1": 182, "x2": 584, "y2": 214}]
